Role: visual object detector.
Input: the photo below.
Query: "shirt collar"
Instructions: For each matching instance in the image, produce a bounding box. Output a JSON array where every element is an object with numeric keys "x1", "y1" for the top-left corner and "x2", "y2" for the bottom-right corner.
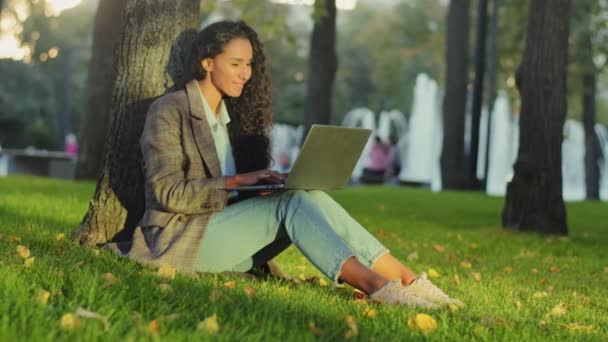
[{"x1": 199, "y1": 88, "x2": 231, "y2": 127}]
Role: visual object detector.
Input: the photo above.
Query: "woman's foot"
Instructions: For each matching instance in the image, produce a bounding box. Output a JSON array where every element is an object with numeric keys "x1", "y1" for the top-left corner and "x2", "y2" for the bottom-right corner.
[
  {"x1": 406, "y1": 273, "x2": 465, "y2": 307},
  {"x1": 370, "y1": 280, "x2": 439, "y2": 309}
]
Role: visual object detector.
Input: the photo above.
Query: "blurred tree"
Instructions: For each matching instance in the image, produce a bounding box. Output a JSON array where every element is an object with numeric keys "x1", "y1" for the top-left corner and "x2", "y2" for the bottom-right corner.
[
  {"x1": 73, "y1": 0, "x2": 199, "y2": 245},
  {"x1": 75, "y1": 0, "x2": 124, "y2": 180},
  {"x1": 502, "y1": 0, "x2": 570, "y2": 235},
  {"x1": 441, "y1": 0, "x2": 470, "y2": 190},
  {"x1": 334, "y1": 1, "x2": 445, "y2": 123},
  {"x1": 303, "y1": 0, "x2": 337, "y2": 137}
]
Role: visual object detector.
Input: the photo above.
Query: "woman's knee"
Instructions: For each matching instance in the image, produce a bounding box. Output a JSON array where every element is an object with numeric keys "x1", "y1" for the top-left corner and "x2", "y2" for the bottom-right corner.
[{"x1": 307, "y1": 190, "x2": 333, "y2": 203}]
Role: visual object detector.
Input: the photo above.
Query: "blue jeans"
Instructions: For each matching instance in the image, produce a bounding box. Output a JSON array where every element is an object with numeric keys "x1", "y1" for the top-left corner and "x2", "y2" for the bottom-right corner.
[{"x1": 195, "y1": 190, "x2": 388, "y2": 283}]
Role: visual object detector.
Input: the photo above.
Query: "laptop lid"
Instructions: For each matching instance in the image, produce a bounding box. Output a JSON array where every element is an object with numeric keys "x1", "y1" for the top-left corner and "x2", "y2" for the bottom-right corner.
[{"x1": 284, "y1": 125, "x2": 371, "y2": 190}]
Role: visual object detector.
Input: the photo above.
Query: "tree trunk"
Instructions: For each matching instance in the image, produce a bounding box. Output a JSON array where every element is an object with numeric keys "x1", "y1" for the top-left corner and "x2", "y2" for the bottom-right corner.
[
  {"x1": 502, "y1": 0, "x2": 570, "y2": 235},
  {"x1": 72, "y1": 0, "x2": 199, "y2": 245},
  {"x1": 468, "y1": 0, "x2": 488, "y2": 189},
  {"x1": 440, "y1": 0, "x2": 470, "y2": 189},
  {"x1": 303, "y1": 0, "x2": 337, "y2": 138},
  {"x1": 483, "y1": 0, "x2": 500, "y2": 186},
  {"x1": 75, "y1": 0, "x2": 124, "y2": 180},
  {"x1": 581, "y1": 33, "x2": 601, "y2": 200}
]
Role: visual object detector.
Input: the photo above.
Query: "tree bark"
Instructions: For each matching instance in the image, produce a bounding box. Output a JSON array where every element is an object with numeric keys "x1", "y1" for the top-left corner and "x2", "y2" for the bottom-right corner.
[
  {"x1": 483, "y1": 0, "x2": 500, "y2": 187},
  {"x1": 440, "y1": 0, "x2": 470, "y2": 189},
  {"x1": 581, "y1": 33, "x2": 601, "y2": 200},
  {"x1": 72, "y1": 0, "x2": 199, "y2": 245},
  {"x1": 502, "y1": 0, "x2": 570, "y2": 235},
  {"x1": 469, "y1": 0, "x2": 488, "y2": 189},
  {"x1": 303, "y1": 0, "x2": 337, "y2": 138},
  {"x1": 75, "y1": 0, "x2": 124, "y2": 180}
]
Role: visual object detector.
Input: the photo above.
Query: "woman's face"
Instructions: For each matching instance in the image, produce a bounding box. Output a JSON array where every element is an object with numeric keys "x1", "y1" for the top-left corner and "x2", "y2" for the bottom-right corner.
[{"x1": 204, "y1": 38, "x2": 253, "y2": 98}]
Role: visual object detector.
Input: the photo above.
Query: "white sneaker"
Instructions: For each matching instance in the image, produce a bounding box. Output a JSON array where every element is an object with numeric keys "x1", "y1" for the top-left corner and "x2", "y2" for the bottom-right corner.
[
  {"x1": 370, "y1": 280, "x2": 439, "y2": 309},
  {"x1": 407, "y1": 273, "x2": 465, "y2": 307}
]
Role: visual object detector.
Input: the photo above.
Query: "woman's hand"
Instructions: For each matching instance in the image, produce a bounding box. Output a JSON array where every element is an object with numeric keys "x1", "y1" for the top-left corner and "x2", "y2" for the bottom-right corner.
[{"x1": 225, "y1": 169, "x2": 285, "y2": 188}]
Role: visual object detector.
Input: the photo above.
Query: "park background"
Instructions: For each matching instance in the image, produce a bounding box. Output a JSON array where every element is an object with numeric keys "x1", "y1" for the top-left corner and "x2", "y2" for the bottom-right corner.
[{"x1": 1, "y1": 0, "x2": 607, "y2": 340}]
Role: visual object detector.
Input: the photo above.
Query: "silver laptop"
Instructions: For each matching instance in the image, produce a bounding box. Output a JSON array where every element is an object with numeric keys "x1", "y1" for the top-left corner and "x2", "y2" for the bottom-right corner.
[{"x1": 223, "y1": 125, "x2": 372, "y2": 191}]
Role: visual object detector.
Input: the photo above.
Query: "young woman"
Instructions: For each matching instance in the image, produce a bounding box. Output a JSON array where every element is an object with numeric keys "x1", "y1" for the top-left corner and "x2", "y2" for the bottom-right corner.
[{"x1": 123, "y1": 20, "x2": 462, "y2": 309}]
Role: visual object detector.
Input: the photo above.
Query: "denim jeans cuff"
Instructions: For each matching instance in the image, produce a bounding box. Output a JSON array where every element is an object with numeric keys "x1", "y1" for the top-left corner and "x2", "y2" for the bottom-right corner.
[{"x1": 330, "y1": 253, "x2": 356, "y2": 284}]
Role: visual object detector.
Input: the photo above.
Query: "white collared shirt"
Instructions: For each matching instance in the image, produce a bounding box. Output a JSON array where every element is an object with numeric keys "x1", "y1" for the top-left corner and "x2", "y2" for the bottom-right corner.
[{"x1": 199, "y1": 90, "x2": 236, "y2": 177}]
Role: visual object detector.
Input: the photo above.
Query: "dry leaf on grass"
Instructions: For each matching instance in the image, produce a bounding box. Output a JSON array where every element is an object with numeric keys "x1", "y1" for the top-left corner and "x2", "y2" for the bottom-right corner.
[
  {"x1": 453, "y1": 274, "x2": 461, "y2": 285},
  {"x1": 546, "y1": 302, "x2": 567, "y2": 318},
  {"x1": 157, "y1": 264, "x2": 176, "y2": 280},
  {"x1": 102, "y1": 273, "x2": 119, "y2": 287},
  {"x1": 550, "y1": 266, "x2": 561, "y2": 273},
  {"x1": 318, "y1": 278, "x2": 328, "y2": 287},
  {"x1": 561, "y1": 322, "x2": 593, "y2": 333},
  {"x1": 24, "y1": 257, "x2": 35, "y2": 268},
  {"x1": 198, "y1": 314, "x2": 219, "y2": 334},
  {"x1": 16, "y1": 245, "x2": 30, "y2": 259},
  {"x1": 472, "y1": 272, "x2": 481, "y2": 282},
  {"x1": 146, "y1": 319, "x2": 160, "y2": 335},
  {"x1": 407, "y1": 251, "x2": 419, "y2": 261},
  {"x1": 75, "y1": 307, "x2": 110, "y2": 331},
  {"x1": 433, "y1": 244, "x2": 445, "y2": 253},
  {"x1": 460, "y1": 261, "x2": 472, "y2": 269},
  {"x1": 408, "y1": 313, "x2": 437, "y2": 335},
  {"x1": 344, "y1": 316, "x2": 358, "y2": 339},
  {"x1": 59, "y1": 313, "x2": 80, "y2": 330},
  {"x1": 427, "y1": 268, "x2": 440, "y2": 278},
  {"x1": 377, "y1": 229, "x2": 388, "y2": 238},
  {"x1": 36, "y1": 290, "x2": 50, "y2": 305},
  {"x1": 56, "y1": 233, "x2": 65, "y2": 241},
  {"x1": 223, "y1": 280, "x2": 236, "y2": 288},
  {"x1": 244, "y1": 286, "x2": 256, "y2": 298},
  {"x1": 363, "y1": 307, "x2": 377, "y2": 318},
  {"x1": 533, "y1": 291, "x2": 549, "y2": 299},
  {"x1": 504, "y1": 266, "x2": 513, "y2": 273}
]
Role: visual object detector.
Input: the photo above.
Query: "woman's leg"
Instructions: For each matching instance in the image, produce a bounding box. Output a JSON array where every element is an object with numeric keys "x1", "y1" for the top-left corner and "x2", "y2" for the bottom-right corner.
[
  {"x1": 305, "y1": 190, "x2": 417, "y2": 285},
  {"x1": 196, "y1": 190, "x2": 389, "y2": 294}
]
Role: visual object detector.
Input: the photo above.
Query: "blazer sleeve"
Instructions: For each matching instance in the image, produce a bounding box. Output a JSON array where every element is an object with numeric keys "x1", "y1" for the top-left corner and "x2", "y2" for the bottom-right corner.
[{"x1": 141, "y1": 97, "x2": 227, "y2": 214}]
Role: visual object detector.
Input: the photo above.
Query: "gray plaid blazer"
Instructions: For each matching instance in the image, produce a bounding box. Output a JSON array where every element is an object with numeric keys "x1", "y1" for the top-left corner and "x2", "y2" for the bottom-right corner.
[{"x1": 108, "y1": 79, "x2": 229, "y2": 273}]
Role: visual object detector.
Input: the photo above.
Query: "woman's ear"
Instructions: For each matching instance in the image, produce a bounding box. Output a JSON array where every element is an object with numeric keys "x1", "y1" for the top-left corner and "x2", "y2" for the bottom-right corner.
[{"x1": 202, "y1": 58, "x2": 213, "y2": 72}]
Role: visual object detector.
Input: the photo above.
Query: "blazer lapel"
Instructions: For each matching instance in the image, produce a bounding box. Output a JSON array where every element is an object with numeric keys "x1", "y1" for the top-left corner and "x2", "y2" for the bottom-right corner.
[{"x1": 185, "y1": 80, "x2": 221, "y2": 177}]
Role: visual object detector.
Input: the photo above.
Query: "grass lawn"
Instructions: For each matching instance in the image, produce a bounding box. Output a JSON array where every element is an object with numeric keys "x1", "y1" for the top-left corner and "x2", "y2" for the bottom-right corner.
[{"x1": 0, "y1": 175, "x2": 607, "y2": 341}]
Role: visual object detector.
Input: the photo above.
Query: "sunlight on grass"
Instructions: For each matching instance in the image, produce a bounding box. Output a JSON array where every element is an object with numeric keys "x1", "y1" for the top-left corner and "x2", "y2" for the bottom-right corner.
[{"x1": 1, "y1": 176, "x2": 607, "y2": 340}]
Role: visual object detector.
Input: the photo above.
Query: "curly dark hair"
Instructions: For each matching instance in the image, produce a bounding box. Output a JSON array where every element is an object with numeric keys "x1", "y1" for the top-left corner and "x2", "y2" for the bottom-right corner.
[{"x1": 187, "y1": 20, "x2": 273, "y2": 172}]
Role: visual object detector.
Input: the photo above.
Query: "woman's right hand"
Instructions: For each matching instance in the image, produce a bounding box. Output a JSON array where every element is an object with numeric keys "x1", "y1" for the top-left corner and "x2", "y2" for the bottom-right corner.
[{"x1": 225, "y1": 169, "x2": 285, "y2": 188}]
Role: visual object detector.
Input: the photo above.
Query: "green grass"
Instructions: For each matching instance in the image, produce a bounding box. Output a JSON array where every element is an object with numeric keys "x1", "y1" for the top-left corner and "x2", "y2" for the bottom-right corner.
[{"x1": 1, "y1": 176, "x2": 607, "y2": 341}]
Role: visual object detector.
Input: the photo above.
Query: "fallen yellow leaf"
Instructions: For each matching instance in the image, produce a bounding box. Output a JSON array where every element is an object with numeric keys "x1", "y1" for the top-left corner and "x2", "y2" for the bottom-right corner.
[
  {"x1": 515, "y1": 300, "x2": 522, "y2": 309},
  {"x1": 146, "y1": 319, "x2": 160, "y2": 335},
  {"x1": 547, "y1": 302, "x2": 567, "y2": 317},
  {"x1": 433, "y1": 244, "x2": 445, "y2": 253},
  {"x1": 472, "y1": 272, "x2": 481, "y2": 282},
  {"x1": 407, "y1": 251, "x2": 419, "y2": 261},
  {"x1": 408, "y1": 313, "x2": 438, "y2": 335},
  {"x1": 533, "y1": 291, "x2": 549, "y2": 299},
  {"x1": 344, "y1": 315, "x2": 358, "y2": 339},
  {"x1": 363, "y1": 307, "x2": 377, "y2": 318},
  {"x1": 37, "y1": 290, "x2": 50, "y2": 305},
  {"x1": 59, "y1": 313, "x2": 80, "y2": 330},
  {"x1": 102, "y1": 273, "x2": 119, "y2": 287},
  {"x1": 453, "y1": 274, "x2": 461, "y2": 285},
  {"x1": 198, "y1": 314, "x2": 219, "y2": 334},
  {"x1": 244, "y1": 286, "x2": 256, "y2": 298},
  {"x1": 16, "y1": 245, "x2": 30, "y2": 259},
  {"x1": 24, "y1": 257, "x2": 35, "y2": 268},
  {"x1": 460, "y1": 261, "x2": 472, "y2": 269},
  {"x1": 157, "y1": 264, "x2": 176, "y2": 280},
  {"x1": 56, "y1": 233, "x2": 65, "y2": 241},
  {"x1": 469, "y1": 243, "x2": 479, "y2": 249},
  {"x1": 427, "y1": 268, "x2": 440, "y2": 278},
  {"x1": 223, "y1": 280, "x2": 235, "y2": 288},
  {"x1": 504, "y1": 266, "x2": 513, "y2": 273},
  {"x1": 561, "y1": 322, "x2": 593, "y2": 332},
  {"x1": 550, "y1": 266, "x2": 561, "y2": 273},
  {"x1": 297, "y1": 273, "x2": 306, "y2": 281},
  {"x1": 318, "y1": 278, "x2": 328, "y2": 287}
]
